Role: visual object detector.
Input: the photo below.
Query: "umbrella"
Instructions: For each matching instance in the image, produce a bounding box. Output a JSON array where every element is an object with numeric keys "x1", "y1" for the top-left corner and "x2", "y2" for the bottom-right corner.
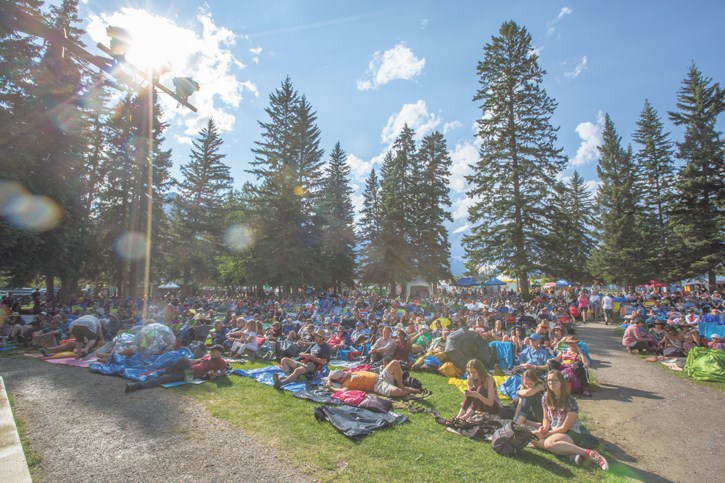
[
  {"x1": 483, "y1": 277, "x2": 506, "y2": 286},
  {"x1": 555, "y1": 280, "x2": 572, "y2": 287},
  {"x1": 432, "y1": 317, "x2": 451, "y2": 328},
  {"x1": 456, "y1": 277, "x2": 480, "y2": 287},
  {"x1": 158, "y1": 282, "x2": 180, "y2": 289}
]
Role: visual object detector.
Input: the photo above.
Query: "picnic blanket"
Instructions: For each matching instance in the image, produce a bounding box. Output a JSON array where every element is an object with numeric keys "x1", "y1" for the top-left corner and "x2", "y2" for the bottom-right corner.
[
  {"x1": 89, "y1": 348, "x2": 194, "y2": 382},
  {"x1": 448, "y1": 376, "x2": 512, "y2": 403},
  {"x1": 313, "y1": 404, "x2": 408, "y2": 439},
  {"x1": 230, "y1": 365, "x2": 324, "y2": 392},
  {"x1": 45, "y1": 356, "x2": 98, "y2": 368}
]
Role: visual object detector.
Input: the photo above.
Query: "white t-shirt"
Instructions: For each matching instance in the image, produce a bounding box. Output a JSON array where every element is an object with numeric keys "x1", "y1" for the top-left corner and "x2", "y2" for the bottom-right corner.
[
  {"x1": 590, "y1": 294, "x2": 601, "y2": 305},
  {"x1": 602, "y1": 296, "x2": 613, "y2": 310},
  {"x1": 244, "y1": 330, "x2": 258, "y2": 350}
]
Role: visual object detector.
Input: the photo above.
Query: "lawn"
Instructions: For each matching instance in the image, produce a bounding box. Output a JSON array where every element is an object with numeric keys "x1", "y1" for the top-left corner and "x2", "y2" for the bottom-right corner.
[{"x1": 177, "y1": 361, "x2": 621, "y2": 482}]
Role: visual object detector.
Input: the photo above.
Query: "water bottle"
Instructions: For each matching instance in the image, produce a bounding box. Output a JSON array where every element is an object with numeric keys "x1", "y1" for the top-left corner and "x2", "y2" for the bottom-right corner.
[{"x1": 184, "y1": 369, "x2": 193, "y2": 382}]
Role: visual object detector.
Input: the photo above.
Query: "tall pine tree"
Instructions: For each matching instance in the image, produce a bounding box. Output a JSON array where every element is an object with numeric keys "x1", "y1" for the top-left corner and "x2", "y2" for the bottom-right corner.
[
  {"x1": 415, "y1": 131, "x2": 453, "y2": 284},
  {"x1": 358, "y1": 167, "x2": 385, "y2": 286},
  {"x1": 546, "y1": 171, "x2": 594, "y2": 283},
  {"x1": 464, "y1": 21, "x2": 566, "y2": 297},
  {"x1": 320, "y1": 142, "x2": 356, "y2": 292},
  {"x1": 632, "y1": 99, "x2": 675, "y2": 279},
  {"x1": 170, "y1": 118, "x2": 233, "y2": 290},
  {"x1": 668, "y1": 64, "x2": 725, "y2": 287},
  {"x1": 589, "y1": 115, "x2": 646, "y2": 288}
]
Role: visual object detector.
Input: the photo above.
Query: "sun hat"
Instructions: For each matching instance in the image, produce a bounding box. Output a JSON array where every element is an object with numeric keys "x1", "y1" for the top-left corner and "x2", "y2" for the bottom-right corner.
[
  {"x1": 313, "y1": 328, "x2": 327, "y2": 339},
  {"x1": 562, "y1": 336, "x2": 580, "y2": 344},
  {"x1": 712, "y1": 334, "x2": 722, "y2": 339}
]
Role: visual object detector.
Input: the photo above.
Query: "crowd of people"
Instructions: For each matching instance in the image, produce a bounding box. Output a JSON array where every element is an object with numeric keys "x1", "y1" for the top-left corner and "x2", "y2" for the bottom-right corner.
[{"x1": 2, "y1": 283, "x2": 724, "y2": 470}]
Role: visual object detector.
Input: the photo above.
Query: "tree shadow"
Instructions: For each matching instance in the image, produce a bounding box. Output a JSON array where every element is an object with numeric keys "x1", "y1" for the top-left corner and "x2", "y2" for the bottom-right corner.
[{"x1": 592, "y1": 382, "x2": 665, "y2": 402}]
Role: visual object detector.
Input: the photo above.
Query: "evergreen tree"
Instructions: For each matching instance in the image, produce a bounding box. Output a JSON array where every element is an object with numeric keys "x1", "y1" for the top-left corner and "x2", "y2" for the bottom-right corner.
[
  {"x1": 170, "y1": 118, "x2": 233, "y2": 290},
  {"x1": 358, "y1": 168, "x2": 385, "y2": 285},
  {"x1": 589, "y1": 115, "x2": 646, "y2": 288},
  {"x1": 378, "y1": 126, "x2": 418, "y2": 293},
  {"x1": 632, "y1": 99, "x2": 676, "y2": 279},
  {"x1": 320, "y1": 142, "x2": 356, "y2": 291},
  {"x1": 464, "y1": 21, "x2": 566, "y2": 297},
  {"x1": 667, "y1": 65, "x2": 725, "y2": 287},
  {"x1": 546, "y1": 171, "x2": 594, "y2": 282},
  {"x1": 248, "y1": 77, "x2": 325, "y2": 293},
  {"x1": 0, "y1": 0, "x2": 46, "y2": 285},
  {"x1": 415, "y1": 131, "x2": 453, "y2": 284},
  {"x1": 216, "y1": 187, "x2": 254, "y2": 288}
]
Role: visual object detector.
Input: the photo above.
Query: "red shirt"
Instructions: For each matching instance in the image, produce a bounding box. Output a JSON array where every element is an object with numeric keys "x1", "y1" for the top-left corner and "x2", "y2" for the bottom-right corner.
[{"x1": 191, "y1": 355, "x2": 226, "y2": 379}]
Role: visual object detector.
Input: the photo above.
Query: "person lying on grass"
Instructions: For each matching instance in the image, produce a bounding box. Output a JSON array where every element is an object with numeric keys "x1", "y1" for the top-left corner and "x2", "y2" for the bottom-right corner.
[
  {"x1": 326, "y1": 360, "x2": 423, "y2": 398},
  {"x1": 125, "y1": 344, "x2": 227, "y2": 392},
  {"x1": 531, "y1": 370, "x2": 608, "y2": 471},
  {"x1": 274, "y1": 328, "x2": 330, "y2": 389}
]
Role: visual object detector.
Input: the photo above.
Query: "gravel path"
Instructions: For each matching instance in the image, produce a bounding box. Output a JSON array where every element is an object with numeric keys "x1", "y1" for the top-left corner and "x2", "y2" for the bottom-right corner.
[
  {"x1": 576, "y1": 322, "x2": 724, "y2": 483},
  {"x1": 1, "y1": 356, "x2": 309, "y2": 483}
]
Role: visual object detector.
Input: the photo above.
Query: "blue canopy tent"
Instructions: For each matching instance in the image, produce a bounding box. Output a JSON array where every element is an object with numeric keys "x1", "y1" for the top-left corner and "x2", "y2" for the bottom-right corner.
[
  {"x1": 556, "y1": 280, "x2": 572, "y2": 287},
  {"x1": 456, "y1": 277, "x2": 480, "y2": 287},
  {"x1": 483, "y1": 277, "x2": 507, "y2": 286}
]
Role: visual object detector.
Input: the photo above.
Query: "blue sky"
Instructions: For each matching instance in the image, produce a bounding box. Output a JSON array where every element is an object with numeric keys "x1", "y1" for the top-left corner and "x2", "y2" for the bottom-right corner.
[{"x1": 75, "y1": 0, "x2": 724, "y2": 271}]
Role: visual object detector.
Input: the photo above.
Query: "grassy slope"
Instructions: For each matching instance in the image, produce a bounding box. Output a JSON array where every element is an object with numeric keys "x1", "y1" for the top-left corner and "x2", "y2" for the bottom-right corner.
[{"x1": 181, "y1": 362, "x2": 613, "y2": 482}]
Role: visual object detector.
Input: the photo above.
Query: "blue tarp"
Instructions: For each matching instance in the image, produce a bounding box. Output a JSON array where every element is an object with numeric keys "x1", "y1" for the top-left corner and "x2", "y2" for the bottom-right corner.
[
  {"x1": 556, "y1": 280, "x2": 572, "y2": 287},
  {"x1": 89, "y1": 347, "x2": 194, "y2": 382},
  {"x1": 498, "y1": 374, "x2": 522, "y2": 400},
  {"x1": 483, "y1": 277, "x2": 506, "y2": 286},
  {"x1": 699, "y1": 322, "x2": 725, "y2": 340},
  {"x1": 456, "y1": 277, "x2": 480, "y2": 287},
  {"x1": 230, "y1": 365, "x2": 325, "y2": 392},
  {"x1": 489, "y1": 341, "x2": 515, "y2": 370}
]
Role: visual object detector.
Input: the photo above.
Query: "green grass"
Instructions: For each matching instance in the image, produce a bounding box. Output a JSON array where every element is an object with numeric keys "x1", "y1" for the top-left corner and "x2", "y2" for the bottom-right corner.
[
  {"x1": 177, "y1": 362, "x2": 611, "y2": 482},
  {"x1": 7, "y1": 394, "x2": 42, "y2": 472}
]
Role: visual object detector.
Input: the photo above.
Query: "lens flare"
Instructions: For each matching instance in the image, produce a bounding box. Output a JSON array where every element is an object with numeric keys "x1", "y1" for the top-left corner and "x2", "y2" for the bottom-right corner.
[
  {"x1": 224, "y1": 224, "x2": 254, "y2": 253},
  {"x1": 114, "y1": 231, "x2": 147, "y2": 261},
  {"x1": 3, "y1": 188, "x2": 62, "y2": 232},
  {"x1": 0, "y1": 180, "x2": 27, "y2": 214}
]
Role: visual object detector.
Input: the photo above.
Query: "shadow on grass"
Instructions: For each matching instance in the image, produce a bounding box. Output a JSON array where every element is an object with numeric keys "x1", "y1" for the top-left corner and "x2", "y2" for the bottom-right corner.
[{"x1": 518, "y1": 450, "x2": 576, "y2": 479}]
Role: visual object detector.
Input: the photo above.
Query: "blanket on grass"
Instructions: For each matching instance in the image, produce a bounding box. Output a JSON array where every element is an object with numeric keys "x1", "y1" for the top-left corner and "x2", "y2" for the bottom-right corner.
[
  {"x1": 313, "y1": 404, "x2": 408, "y2": 439},
  {"x1": 89, "y1": 348, "x2": 194, "y2": 382},
  {"x1": 230, "y1": 365, "x2": 324, "y2": 392}
]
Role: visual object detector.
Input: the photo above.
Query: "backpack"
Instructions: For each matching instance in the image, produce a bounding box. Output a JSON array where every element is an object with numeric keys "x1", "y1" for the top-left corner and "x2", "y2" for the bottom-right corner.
[
  {"x1": 439, "y1": 361, "x2": 464, "y2": 378},
  {"x1": 403, "y1": 376, "x2": 423, "y2": 390},
  {"x1": 491, "y1": 422, "x2": 535, "y2": 457}
]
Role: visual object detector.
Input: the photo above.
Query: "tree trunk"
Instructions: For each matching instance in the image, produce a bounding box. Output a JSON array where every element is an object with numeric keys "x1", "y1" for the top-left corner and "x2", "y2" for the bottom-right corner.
[
  {"x1": 45, "y1": 274, "x2": 55, "y2": 297},
  {"x1": 708, "y1": 270, "x2": 717, "y2": 293},
  {"x1": 59, "y1": 275, "x2": 78, "y2": 305}
]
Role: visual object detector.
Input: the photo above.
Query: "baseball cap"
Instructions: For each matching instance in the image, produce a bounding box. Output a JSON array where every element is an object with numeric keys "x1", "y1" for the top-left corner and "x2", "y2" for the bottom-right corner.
[{"x1": 529, "y1": 333, "x2": 542, "y2": 340}]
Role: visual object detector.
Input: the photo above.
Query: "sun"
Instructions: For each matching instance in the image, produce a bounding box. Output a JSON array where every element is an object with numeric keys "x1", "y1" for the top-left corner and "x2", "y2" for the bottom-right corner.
[{"x1": 98, "y1": 8, "x2": 192, "y2": 74}]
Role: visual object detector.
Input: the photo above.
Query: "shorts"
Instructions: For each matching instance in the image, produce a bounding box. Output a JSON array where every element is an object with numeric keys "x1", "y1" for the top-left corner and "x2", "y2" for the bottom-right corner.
[
  {"x1": 373, "y1": 366, "x2": 397, "y2": 396},
  {"x1": 71, "y1": 325, "x2": 96, "y2": 343},
  {"x1": 566, "y1": 429, "x2": 585, "y2": 446},
  {"x1": 292, "y1": 359, "x2": 317, "y2": 373}
]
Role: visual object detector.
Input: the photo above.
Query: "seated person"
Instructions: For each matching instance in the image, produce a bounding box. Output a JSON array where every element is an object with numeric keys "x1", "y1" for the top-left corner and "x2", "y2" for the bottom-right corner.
[
  {"x1": 428, "y1": 328, "x2": 449, "y2": 353},
  {"x1": 369, "y1": 326, "x2": 396, "y2": 362},
  {"x1": 125, "y1": 345, "x2": 227, "y2": 392},
  {"x1": 298, "y1": 324, "x2": 317, "y2": 350},
  {"x1": 274, "y1": 328, "x2": 330, "y2": 389},
  {"x1": 491, "y1": 319, "x2": 510, "y2": 342},
  {"x1": 211, "y1": 319, "x2": 230, "y2": 346},
  {"x1": 513, "y1": 369, "x2": 545, "y2": 425},
  {"x1": 391, "y1": 329, "x2": 411, "y2": 362},
  {"x1": 512, "y1": 333, "x2": 550, "y2": 375},
  {"x1": 31, "y1": 316, "x2": 65, "y2": 349},
  {"x1": 281, "y1": 317, "x2": 299, "y2": 337},
  {"x1": 228, "y1": 319, "x2": 258, "y2": 358},
  {"x1": 455, "y1": 359, "x2": 499, "y2": 421},
  {"x1": 532, "y1": 370, "x2": 608, "y2": 471},
  {"x1": 554, "y1": 336, "x2": 591, "y2": 396},
  {"x1": 327, "y1": 328, "x2": 348, "y2": 353},
  {"x1": 326, "y1": 359, "x2": 421, "y2": 398},
  {"x1": 708, "y1": 333, "x2": 724, "y2": 350},
  {"x1": 350, "y1": 321, "x2": 371, "y2": 346},
  {"x1": 622, "y1": 318, "x2": 649, "y2": 353},
  {"x1": 410, "y1": 325, "x2": 433, "y2": 355}
]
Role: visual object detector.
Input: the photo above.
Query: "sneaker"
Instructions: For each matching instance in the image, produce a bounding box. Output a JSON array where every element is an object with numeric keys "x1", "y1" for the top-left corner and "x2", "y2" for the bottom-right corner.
[
  {"x1": 587, "y1": 451, "x2": 609, "y2": 471},
  {"x1": 272, "y1": 372, "x2": 282, "y2": 390}
]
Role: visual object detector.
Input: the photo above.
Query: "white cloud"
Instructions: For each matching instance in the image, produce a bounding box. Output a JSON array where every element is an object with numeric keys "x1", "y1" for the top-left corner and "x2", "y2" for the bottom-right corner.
[
  {"x1": 86, "y1": 8, "x2": 257, "y2": 136},
  {"x1": 583, "y1": 180, "x2": 602, "y2": 196},
  {"x1": 357, "y1": 43, "x2": 426, "y2": 90},
  {"x1": 452, "y1": 223, "x2": 469, "y2": 234},
  {"x1": 443, "y1": 120, "x2": 462, "y2": 134},
  {"x1": 546, "y1": 6, "x2": 573, "y2": 37},
  {"x1": 176, "y1": 136, "x2": 193, "y2": 145},
  {"x1": 449, "y1": 141, "x2": 478, "y2": 193},
  {"x1": 347, "y1": 153, "x2": 375, "y2": 181},
  {"x1": 249, "y1": 47, "x2": 262, "y2": 55},
  {"x1": 420, "y1": 19, "x2": 429, "y2": 29},
  {"x1": 452, "y1": 196, "x2": 476, "y2": 222},
  {"x1": 381, "y1": 100, "x2": 441, "y2": 145},
  {"x1": 528, "y1": 45, "x2": 544, "y2": 58},
  {"x1": 564, "y1": 56, "x2": 588, "y2": 79},
  {"x1": 570, "y1": 112, "x2": 604, "y2": 166}
]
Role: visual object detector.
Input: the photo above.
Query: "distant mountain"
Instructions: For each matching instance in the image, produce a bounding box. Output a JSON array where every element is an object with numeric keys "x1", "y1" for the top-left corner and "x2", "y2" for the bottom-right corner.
[{"x1": 163, "y1": 192, "x2": 178, "y2": 215}]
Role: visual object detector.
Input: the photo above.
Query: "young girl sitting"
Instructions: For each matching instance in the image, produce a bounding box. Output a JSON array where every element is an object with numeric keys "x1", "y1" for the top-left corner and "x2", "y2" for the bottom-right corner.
[
  {"x1": 532, "y1": 370, "x2": 609, "y2": 471},
  {"x1": 455, "y1": 358, "x2": 500, "y2": 421},
  {"x1": 514, "y1": 369, "x2": 545, "y2": 425}
]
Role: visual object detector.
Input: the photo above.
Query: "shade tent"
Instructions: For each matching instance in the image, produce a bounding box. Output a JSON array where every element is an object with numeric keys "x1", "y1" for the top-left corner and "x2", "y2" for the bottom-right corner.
[
  {"x1": 483, "y1": 277, "x2": 506, "y2": 286},
  {"x1": 648, "y1": 280, "x2": 667, "y2": 288},
  {"x1": 158, "y1": 282, "x2": 180, "y2": 289},
  {"x1": 455, "y1": 277, "x2": 480, "y2": 287},
  {"x1": 543, "y1": 282, "x2": 557, "y2": 289}
]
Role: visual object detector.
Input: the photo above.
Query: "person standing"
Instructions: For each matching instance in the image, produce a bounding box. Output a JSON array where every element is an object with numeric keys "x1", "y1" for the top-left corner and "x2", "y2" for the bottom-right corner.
[{"x1": 601, "y1": 293, "x2": 614, "y2": 325}]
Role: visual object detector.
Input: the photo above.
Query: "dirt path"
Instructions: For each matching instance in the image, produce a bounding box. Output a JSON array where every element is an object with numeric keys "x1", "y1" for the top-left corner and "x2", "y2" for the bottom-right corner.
[
  {"x1": 0, "y1": 356, "x2": 309, "y2": 483},
  {"x1": 576, "y1": 322, "x2": 723, "y2": 483}
]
